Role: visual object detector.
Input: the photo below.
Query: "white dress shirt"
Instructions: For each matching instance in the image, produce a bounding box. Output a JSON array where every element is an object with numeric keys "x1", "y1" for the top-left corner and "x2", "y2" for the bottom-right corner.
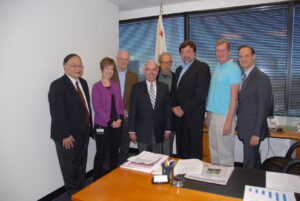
[{"x1": 66, "y1": 74, "x2": 89, "y2": 113}]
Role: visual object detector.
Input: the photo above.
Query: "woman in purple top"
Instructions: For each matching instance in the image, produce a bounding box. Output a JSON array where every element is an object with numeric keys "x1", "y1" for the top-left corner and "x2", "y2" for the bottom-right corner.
[{"x1": 92, "y1": 57, "x2": 124, "y2": 180}]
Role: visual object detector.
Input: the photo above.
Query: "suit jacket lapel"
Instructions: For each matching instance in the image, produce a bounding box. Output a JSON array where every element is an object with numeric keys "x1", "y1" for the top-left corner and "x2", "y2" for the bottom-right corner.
[
  {"x1": 141, "y1": 81, "x2": 153, "y2": 110},
  {"x1": 79, "y1": 78, "x2": 91, "y2": 108},
  {"x1": 177, "y1": 60, "x2": 196, "y2": 89},
  {"x1": 175, "y1": 66, "x2": 183, "y2": 89},
  {"x1": 154, "y1": 82, "x2": 162, "y2": 110},
  {"x1": 64, "y1": 74, "x2": 78, "y2": 96},
  {"x1": 124, "y1": 70, "x2": 131, "y2": 95},
  {"x1": 64, "y1": 75, "x2": 86, "y2": 109}
]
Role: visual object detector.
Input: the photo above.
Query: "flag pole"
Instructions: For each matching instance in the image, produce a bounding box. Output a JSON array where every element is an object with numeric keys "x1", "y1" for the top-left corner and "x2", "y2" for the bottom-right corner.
[
  {"x1": 160, "y1": 0, "x2": 163, "y2": 15},
  {"x1": 155, "y1": 0, "x2": 166, "y2": 62}
]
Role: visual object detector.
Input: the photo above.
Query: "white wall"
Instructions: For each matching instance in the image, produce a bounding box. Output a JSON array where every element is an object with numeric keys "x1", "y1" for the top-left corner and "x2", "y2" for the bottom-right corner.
[
  {"x1": 0, "y1": 0, "x2": 118, "y2": 200},
  {"x1": 119, "y1": 0, "x2": 286, "y2": 20}
]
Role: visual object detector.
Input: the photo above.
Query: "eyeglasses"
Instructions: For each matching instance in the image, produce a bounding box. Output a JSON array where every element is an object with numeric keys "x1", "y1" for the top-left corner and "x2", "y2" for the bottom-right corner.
[
  {"x1": 67, "y1": 64, "x2": 84, "y2": 69},
  {"x1": 160, "y1": 61, "x2": 172, "y2": 64}
]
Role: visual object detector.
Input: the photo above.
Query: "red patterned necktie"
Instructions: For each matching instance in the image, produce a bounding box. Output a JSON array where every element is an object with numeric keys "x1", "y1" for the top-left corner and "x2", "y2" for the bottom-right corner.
[{"x1": 76, "y1": 81, "x2": 90, "y2": 124}]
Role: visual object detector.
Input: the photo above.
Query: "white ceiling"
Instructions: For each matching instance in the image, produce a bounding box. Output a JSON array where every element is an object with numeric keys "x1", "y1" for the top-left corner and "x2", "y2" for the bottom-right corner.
[{"x1": 107, "y1": 0, "x2": 200, "y2": 11}]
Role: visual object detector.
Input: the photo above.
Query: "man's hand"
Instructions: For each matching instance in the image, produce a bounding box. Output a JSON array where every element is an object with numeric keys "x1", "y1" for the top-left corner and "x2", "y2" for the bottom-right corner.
[
  {"x1": 223, "y1": 120, "x2": 232, "y2": 135},
  {"x1": 250, "y1": 135, "x2": 260, "y2": 146},
  {"x1": 164, "y1": 131, "x2": 171, "y2": 140},
  {"x1": 62, "y1": 135, "x2": 75, "y2": 149},
  {"x1": 116, "y1": 119, "x2": 122, "y2": 128},
  {"x1": 172, "y1": 106, "x2": 184, "y2": 117},
  {"x1": 124, "y1": 110, "x2": 128, "y2": 119},
  {"x1": 205, "y1": 112, "x2": 211, "y2": 127},
  {"x1": 111, "y1": 119, "x2": 122, "y2": 128},
  {"x1": 129, "y1": 132, "x2": 137, "y2": 144},
  {"x1": 111, "y1": 121, "x2": 118, "y2": 128}
]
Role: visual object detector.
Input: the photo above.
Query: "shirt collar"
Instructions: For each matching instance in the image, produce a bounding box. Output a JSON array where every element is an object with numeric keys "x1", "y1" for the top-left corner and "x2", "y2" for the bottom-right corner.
[
  {"x1": 160, "y1": 71, "x2": 172, "y2": 78},
  {"x1": 117, "y1": 68, "x2": 127, "y2": 74},
  {"x1": 244, "y1": 64, "x2": 255, "y2": 77},
  {"x1": 181, "y1": 59, "x2": 195, "y2": 69},
  {"x1": 146, "y1": 80, "x2": 156, "y2": 87},
  {"x1": 66, "y1": 73, "x2": 78, "y2": 86},
  {"x1": 218, "y1": 59, "x2": 233, "y2": 67}
]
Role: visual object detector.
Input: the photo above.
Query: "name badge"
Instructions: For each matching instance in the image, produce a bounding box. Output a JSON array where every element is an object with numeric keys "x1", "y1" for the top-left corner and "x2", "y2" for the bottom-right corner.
[{"x1": 96, "y1": 128, "x2": 104, "y2": 134}]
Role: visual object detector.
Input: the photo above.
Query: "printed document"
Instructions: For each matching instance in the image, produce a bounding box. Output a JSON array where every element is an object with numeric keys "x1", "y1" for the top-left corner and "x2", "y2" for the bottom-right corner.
[
  {"x1": 243, "y1": 185, "x2": 296, "y2": 201},
  {"x1": 266, "y1": 171, "x2": 300, "y2": 193}
]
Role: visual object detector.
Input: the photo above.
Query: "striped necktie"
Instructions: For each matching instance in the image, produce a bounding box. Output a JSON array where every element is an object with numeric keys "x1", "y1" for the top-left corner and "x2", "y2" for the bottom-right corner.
[
  {"x1": 242, "y1": 73, "x2": 247, "y2": 83},
  {"x1": 240, "y1": 73, "x2": 247, "y2": 90},
  {"x1": 149, "y1": 83, "x2": 156, "y2": 109}
]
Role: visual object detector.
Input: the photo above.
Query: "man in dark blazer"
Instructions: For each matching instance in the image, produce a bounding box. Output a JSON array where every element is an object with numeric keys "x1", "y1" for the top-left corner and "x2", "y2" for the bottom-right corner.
[
  {"x1": 48, "y1": 54, "x2": 93, "y2": 197},
  {"x1": 112, "y1": 50, "x2": 138, "y2": 164},
  {"x1": 157, "y1": 52, "x2": 175, "y2": 156},
  {"x1": 171, "y1": 40, "x2": 211, "y2": 159},
  {"x1": 237, "y1": 45, "x2": 272, "y2": 169},
  {"x1": 128, "y1": 61, "x2": 172, "y2": 153}
]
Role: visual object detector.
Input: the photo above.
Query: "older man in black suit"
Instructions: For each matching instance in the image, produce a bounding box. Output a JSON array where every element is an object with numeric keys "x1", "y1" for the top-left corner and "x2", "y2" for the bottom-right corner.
[
  {"x1": 128, "y1": 61, "x2": 172, "y2": 153},
  {"x1": 48, "y1": 54, "x2": 93, "y2": 197},
  {"x1": 237, "y1": 45, "x2": 272, "y2": 169},
  {"x1": 171, "y1": 40, "x2": 211, "y2": 159}
]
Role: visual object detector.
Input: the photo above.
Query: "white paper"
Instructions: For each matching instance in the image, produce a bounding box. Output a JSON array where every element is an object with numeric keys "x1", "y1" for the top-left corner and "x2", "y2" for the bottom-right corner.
[
  {"x1": 127, "y1": 151, "x2": 165, "y2": 164},
  {"x1": 184, "y1": 162, "x2": 234, "y2": 185},
  {"x1": 121, "y1": 151, "x2": 168, "y2": 174},
  {"x1": 173, "y1": 159, "x2": 203, "y2": 175},
  {"x1": 244, "y1": 185, "x2": 296, "y2": 201},
  {"x1": 266, "y1": 171, "x2": 300, "y2": 193}
]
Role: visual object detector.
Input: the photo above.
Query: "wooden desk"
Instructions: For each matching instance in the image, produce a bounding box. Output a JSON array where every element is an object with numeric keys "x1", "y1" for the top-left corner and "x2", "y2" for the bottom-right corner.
[
  {"x1": 269, "y1": 128, "x2": 300, "y2": 158},
  {"x1": 269, "y1": 128, "x2": 300, "y2": 140},
  {"x1": 204, "y1": 126, "x2": 300, "y2": 140},
  {"x1": 203, "y1": 127, "x2": 300, "y2": 160},
  {"x1": 72, "y1": 167, "x2": 241, "y2": 201}
]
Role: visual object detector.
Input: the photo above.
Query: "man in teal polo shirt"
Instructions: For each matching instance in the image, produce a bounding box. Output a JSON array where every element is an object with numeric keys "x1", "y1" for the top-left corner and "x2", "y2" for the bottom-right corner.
[{"x1": 206, "y1": 40, "x2": 241, "y2": 166}]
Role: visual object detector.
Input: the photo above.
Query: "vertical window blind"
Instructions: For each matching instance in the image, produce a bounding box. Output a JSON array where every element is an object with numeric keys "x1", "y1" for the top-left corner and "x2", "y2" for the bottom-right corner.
[
  {"x1": 290, "y1": 4, "x2": 300, "y2": 115},
  {"x1": 189, "y1": 5, "x2": 289, "y2": 115}
]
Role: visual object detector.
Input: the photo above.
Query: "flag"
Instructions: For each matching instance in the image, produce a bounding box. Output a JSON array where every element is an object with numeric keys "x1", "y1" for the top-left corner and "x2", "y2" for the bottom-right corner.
[{"x1": 155, "y1": 13, "x2": 166, "y2": 62}]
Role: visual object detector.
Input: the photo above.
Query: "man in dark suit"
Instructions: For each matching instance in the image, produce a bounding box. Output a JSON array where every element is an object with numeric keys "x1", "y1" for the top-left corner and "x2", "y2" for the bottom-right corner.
[
  {"x1": 157, "y1": 52, "x2": 175, "y2": 156},
  {"x1": 48, "y1": 54, "x2": 93, "y2": 197},
  {"x1": 111, "y1": 50, "x2": 138, "y2": 164},
  {"x1": 171, "y1": 40, "x2": 211, "y2": 159},
  {"x1": 128, "y1": 61, "x2": 172, "y2": 153},
  {"x1": 237, "y1": 45, "x2": 272, "y2": 169}
]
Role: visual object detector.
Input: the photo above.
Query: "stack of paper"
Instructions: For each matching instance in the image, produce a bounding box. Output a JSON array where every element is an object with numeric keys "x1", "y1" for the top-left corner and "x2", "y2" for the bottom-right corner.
[
  {"x1": 174, "y1": 159, "x2": 234, "y2": 185},
  {"x1": 120, "y1": 151, "x2": 168, "y2": 174},
  {"x1": 174, "y1": 159, "x2": 204, "y2": 175}
]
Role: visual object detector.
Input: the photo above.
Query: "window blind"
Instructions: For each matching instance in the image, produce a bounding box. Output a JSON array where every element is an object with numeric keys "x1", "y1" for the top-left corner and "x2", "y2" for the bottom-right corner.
[
  {"x1": 189, "y1": 5, "x2": 289, "y2": 115},
  {"x1": 289, "y1": 4, "x2": 300, "y2": 115},
  {"x1": 119, "y1": 16, "x2": 184, "y2": 80}
]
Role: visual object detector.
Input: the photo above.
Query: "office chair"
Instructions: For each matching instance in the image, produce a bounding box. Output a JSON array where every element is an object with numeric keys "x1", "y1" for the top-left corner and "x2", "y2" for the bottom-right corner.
[{"x1": 261, "y1": 141, "x2": 300, "y2": 175}]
